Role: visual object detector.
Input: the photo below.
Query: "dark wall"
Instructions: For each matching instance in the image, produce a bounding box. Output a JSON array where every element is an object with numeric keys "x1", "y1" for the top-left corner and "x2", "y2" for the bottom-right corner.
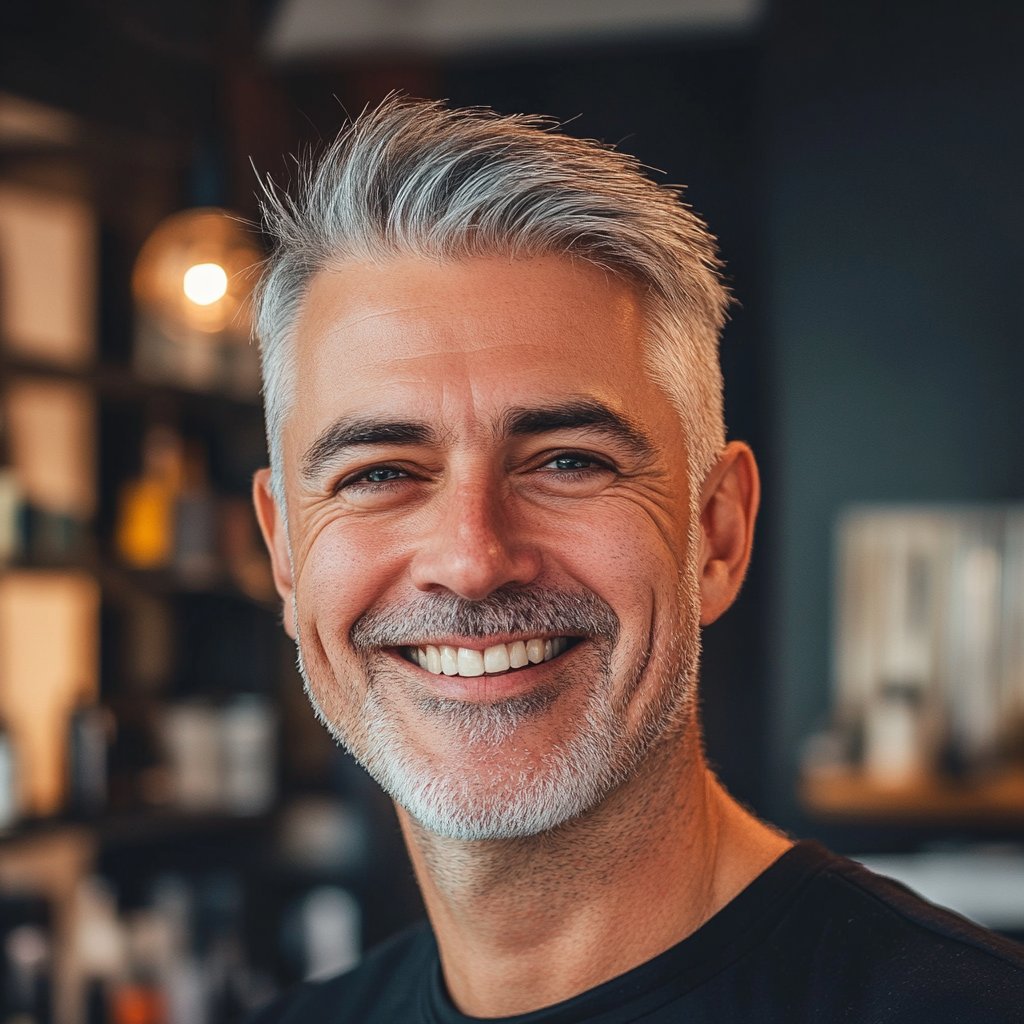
[{"x1": 763, "y1": 0, "x2": 1024, "y2": 829}]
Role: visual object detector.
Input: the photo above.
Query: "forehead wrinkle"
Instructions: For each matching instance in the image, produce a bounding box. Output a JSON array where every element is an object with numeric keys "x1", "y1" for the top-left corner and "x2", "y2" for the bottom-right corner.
[{"x1": 326, "y1": 303, "x2": 441, "y2": 334}]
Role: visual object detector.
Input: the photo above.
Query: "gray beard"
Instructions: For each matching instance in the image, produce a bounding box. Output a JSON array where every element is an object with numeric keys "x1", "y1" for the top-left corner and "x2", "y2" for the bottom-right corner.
[{"x1": 294, "y1": 573, "x2": 701, "y2": 841}]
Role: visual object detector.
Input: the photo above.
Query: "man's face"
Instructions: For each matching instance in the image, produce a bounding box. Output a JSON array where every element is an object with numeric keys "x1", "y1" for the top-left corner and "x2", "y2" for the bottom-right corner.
[{"x1": 258, "y1": 254, "x2": 710, "y2": 840}]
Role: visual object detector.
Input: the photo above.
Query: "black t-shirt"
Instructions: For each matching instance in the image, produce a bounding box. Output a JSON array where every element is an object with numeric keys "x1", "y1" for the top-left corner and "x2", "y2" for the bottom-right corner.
[{"x1": 251, "y1": 841, "x2": 1024, "y2": 1022}]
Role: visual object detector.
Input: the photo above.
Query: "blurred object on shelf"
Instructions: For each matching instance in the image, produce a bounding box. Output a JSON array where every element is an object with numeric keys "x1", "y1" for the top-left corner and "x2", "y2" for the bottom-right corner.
[
  {"x1": 276, "y1": 797, "x2": 367, "y2": 876},
  {"x1": 65, "y1": 870, "x2": 271, "y2": 1024},
  {"x1": 0, "y1": 712, "x2": 17, "y2": 830},
  {"x1": 71, "y1": 875, "x2": 126, "y2": 1024},
  {"x1": 220, "y1": 696, "x2": 276, "y2": 816},
  {"x1": 1, "y1": 910, "x2": 52, "y2": 1024},
  {"x1": 0, "y1": 828, "x2": 95, "y2": 1023},
  {"x1": 0, "y1": 409, "x2": 24, "y2": 566},
  {"x1": 131, "y1": 208, "x2": 262, "y2": 398},
  {"x1": 160, "y1": 697, "x2": 277, "y2": 816},
  {"x1": 66, "y1": 703, "x2": 112, "y2": 819},
  {"x1": 114, "y1": 427, "x2": 273, "y2": 600},
  {"x1": 855, "y1": 846, "x2": 1024, "y2": 935},
  {"x1": 0, "y1": 93, "x2": 80, "y2": 149},
  {"x1": 3, "y1": 378, "x2": 95, "y2": 562},
  {"x1": 295, "y1": 887, "x2": 360, "y2": 982},
  {"x1": 0, "y1": 179, "x2": 96, "y2": 369},
  {"x1": 160, "y1": 703, "x2": 224, "y2": 814},
  {"x1": 118, "y1": 594, "x2": 175, "y2": 696},
  {"x1": 0, "y1": 572, "x2": 99, "y2": 816},
  {"x1": 802, "y1": 505, "x2": 1024, "y2": 814},
  {"x1": 171, "y1": 440, "x2": 217, "y2": 585},
  {"x1": 115, "y1": 426, "x2": 184, "y2": 570}
]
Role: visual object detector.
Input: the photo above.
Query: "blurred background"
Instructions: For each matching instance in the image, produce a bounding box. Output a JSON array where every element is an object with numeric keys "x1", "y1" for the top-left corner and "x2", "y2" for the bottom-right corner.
[{"x1": 0, "y1": 0, "x2": 1021, "y2": 1020}]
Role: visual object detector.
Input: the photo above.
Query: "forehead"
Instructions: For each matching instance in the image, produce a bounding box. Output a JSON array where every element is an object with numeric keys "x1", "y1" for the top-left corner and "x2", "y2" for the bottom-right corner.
[{"x1": 286, "y1": 254, "x2": 679, "y2": 447}]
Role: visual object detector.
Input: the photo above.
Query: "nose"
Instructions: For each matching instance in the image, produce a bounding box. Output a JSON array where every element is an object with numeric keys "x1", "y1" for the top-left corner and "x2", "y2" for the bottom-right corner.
[{"x1": 409, "y1": 479, "x2": 542, "y2": 601}]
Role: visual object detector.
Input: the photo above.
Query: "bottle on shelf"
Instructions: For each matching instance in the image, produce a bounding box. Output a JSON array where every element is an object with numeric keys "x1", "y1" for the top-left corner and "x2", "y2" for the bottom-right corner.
[
  {"x1": 115, "y1": 425, "x2": 184, "y2": 571},
  {"x1": 0, "y1": 709, "x2": 20, "y2": 831},
  {"x1": 1, "y1": 923, "x2": 52, "y2": 1024},
  {"x1": 171, "y1": 439, "x2": 217, "y2": 583},
  {"x1": 65, "y1": 699, "x2": 110, "y2": 818},
  {"x1": 0, "y1": 408, "x2": 24, "y2": 566}
]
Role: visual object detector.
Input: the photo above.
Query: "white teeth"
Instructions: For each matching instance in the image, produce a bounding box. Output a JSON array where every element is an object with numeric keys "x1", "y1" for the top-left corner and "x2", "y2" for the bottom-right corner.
[
  {"x1": 407, "y1": 636, "x2": 572, "y2": 676},
  {"x1": 440, "y1": 645, "x2": 459, "y2": 675},
  {"x1": 509, "y1": 641, "x2": 528, "y2": 669},
  {"x1": 425, "y1": 645, "x2": 441, "y2": 674},
  {"x1": 457, "y1": 648, "x2": 485, "y2": 676},
  {"x1": 484, "y1": 644, "x2": 510, "y2": 673}
]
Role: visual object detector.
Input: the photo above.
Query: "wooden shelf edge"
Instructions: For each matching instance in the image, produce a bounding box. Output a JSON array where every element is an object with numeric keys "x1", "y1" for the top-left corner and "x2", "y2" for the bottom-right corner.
[{"x1": 800, "y1": 768, "x2": 1024, "y2": 824}]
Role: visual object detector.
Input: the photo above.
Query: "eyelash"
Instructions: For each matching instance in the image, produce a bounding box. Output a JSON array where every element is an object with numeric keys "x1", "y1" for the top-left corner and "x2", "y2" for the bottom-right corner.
[
  {"x1": 336, "y1": 452, "x2": 613, "y2": 494},
  {"x1": 337, "y1": 465, "x2": 413, "y2": 493},
  {"x1": 538, "y1": 452, "x2": 614, "y2": 477}
]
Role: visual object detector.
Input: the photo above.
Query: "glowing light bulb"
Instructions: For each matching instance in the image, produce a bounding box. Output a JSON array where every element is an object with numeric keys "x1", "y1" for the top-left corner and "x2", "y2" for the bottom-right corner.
[{"x1": 182, "y1": 262, "x2": 228, "y2": 306}]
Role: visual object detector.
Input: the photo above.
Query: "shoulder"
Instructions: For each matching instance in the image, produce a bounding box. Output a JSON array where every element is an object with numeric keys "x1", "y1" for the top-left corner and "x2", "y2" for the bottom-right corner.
[
  {"x1": 247, "y1": 920, "x2": 436, "y2": 1024},
  {"x1": 785, "y1": 842, "x2": 1024, "y2": 1020}
]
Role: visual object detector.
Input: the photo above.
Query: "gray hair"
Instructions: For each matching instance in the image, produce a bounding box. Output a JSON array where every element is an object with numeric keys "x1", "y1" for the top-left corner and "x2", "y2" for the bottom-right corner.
[{"x1": 255, "y1": 96, "x2": 730, "y2": 505}]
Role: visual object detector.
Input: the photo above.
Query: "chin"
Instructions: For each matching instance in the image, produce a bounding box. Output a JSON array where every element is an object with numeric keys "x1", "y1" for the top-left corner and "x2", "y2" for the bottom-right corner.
[{"x1": 361, "y1": 689, "x2": 629, "y2": 841}]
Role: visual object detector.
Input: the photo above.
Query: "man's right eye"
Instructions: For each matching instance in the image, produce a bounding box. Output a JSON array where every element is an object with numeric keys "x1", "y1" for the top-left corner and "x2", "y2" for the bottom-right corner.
[{"x1": 336, "y1": 465, "x2": 411, "y2": 493}]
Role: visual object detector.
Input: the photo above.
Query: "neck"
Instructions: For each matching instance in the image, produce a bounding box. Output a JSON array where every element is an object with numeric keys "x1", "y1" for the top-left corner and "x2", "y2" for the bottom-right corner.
[{"x1": 397, "y1": 727, "x2": 792, "y2": 1018}]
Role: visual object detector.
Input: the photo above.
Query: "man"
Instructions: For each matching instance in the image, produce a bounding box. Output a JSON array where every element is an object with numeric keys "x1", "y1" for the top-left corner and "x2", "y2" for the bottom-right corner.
[{"x1": 250, "y1": 97, "x2": 1023, "y2": 1022}]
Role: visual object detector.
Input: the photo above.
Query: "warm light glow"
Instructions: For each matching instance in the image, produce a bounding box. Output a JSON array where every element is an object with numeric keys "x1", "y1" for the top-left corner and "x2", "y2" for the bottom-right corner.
[{"x1": 182, "y1": 262, "x2": 228, "y2": 306}]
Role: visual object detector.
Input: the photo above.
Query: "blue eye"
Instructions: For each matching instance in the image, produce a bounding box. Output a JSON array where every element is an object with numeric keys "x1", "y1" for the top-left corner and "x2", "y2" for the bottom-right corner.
[
  {"x1": 552, "y1": 455, "x2": 592, "y2": 471},
  {"x1": 336, "y1": 465, "x2": 411, "y2": 494},
  {"x1": 362, "y1": 466, "x2": 406, "y2": 483},
  {"x1": 538, "y1": 453, "x2": 615, "y2": 480}
]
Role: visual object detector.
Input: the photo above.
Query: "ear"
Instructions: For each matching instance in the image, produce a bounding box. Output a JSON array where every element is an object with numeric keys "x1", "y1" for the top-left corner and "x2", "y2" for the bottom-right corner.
[
  {"x1": 696, "y1": 441, "x2": 760, "y2": 626},
  {"x1": 253, "y1": 468, "x2": 297, "y2": 639}
]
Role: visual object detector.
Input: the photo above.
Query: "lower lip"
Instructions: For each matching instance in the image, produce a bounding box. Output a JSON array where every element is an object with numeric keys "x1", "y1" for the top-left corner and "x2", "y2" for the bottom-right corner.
[{"x1": 386, "y1": 648, "x2": 572, "y2": 702}]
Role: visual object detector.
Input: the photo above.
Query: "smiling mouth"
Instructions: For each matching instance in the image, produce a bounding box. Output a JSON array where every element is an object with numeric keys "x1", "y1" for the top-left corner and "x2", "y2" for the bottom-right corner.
[{"x1": 400, "y1": 637, "x2": 578, "y2": 677}]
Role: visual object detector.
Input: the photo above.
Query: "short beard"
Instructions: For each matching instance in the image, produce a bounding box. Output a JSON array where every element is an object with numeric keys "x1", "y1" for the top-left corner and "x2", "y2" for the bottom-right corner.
[{"x1": 294, "y1": 562, "x2": 702, "y2": 841}]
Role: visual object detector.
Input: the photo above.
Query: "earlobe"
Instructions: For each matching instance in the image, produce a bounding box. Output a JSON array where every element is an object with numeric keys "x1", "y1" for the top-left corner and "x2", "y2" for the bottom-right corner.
[
  {"x1": 252, "y1": 468, "x2": 297, "y2": 639},
  {"x1": 696, "y1": 441, "x2": 760, "y2": 626}
]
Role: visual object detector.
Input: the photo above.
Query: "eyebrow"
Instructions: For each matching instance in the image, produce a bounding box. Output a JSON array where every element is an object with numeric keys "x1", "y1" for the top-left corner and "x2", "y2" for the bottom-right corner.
[
  {"x1": 302, "y1": 417, "x2": 435, "y2": 482},
  {"x1": 499, "y1": 400, "x2": 658, "y2": 459},
  {"x1": 301, "y1": 398, "x2": 657, "y2": 485}
]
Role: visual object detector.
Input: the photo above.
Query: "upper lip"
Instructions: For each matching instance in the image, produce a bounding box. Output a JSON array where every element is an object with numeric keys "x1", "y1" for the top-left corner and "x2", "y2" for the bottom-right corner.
[{"x1": 391, "y1": 633, "x2": 581, "y2": 650}]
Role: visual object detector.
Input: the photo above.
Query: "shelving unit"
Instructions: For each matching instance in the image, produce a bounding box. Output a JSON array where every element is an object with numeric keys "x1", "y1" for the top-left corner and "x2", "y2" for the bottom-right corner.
[{"x1": 0, "y1": 92, "x2": 428, "y2": 1019}]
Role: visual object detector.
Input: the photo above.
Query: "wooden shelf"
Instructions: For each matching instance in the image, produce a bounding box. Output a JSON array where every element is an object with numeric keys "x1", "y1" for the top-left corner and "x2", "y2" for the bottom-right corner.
[
  {"x1": 800, "y1": 768, "x2": 1024, "y2": 824},
  {"x1": 0, "y1": 808, "x2": 275, "y2": 850},
  {"x1": 1, "y1": 557, "x2": 274, "y2": 608},
  {"x1": 0, "y1": 351, "x2": 262, "y2": 414}
]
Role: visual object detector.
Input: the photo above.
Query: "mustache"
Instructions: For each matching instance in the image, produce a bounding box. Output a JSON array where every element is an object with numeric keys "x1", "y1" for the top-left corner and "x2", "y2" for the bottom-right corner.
[{"x1": 350, "y1": 585, "x2": 619, "y2": 649}]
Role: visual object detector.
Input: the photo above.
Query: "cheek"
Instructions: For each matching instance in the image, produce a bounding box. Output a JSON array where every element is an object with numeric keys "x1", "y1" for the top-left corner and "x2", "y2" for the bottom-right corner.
[
  {"x1": 296, "y1": 522, "x2": 407, "y2": 641},
  {"x1": 546, "y1": 504, "x2": 684, "y2": 605}
]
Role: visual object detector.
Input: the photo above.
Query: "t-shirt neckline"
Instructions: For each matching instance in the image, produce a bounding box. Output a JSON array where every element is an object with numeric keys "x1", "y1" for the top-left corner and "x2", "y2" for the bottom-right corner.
[{"x1": 423, "y1": 840, "x2": 834, "y2": 1024}]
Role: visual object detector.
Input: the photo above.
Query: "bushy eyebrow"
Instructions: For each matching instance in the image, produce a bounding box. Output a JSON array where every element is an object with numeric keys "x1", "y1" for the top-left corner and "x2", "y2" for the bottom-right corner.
[
  {"x1": 301, "y1": 398, "x2": 656, "y2": 485},
  {"x1": 302, "y1": 417, "x2": 435, "y2": 483},
  {"x1": 499, "y1": 399, "x2": 657, "y2": 460}
]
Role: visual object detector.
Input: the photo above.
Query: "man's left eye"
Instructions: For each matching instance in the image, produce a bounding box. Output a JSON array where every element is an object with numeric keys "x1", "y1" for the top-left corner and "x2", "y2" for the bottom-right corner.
[
  {"x1": 542, "y1": 453, "x2": 611, "y2": 474},
  {"x1": 362, "y1": 466, "x2": 407, "y2": 483}
]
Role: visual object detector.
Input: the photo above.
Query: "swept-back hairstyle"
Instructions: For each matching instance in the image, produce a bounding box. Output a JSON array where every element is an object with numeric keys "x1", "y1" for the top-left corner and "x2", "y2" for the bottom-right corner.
[{"x1": 255, "y1": 96, "x2": 730, "y2": 503}]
